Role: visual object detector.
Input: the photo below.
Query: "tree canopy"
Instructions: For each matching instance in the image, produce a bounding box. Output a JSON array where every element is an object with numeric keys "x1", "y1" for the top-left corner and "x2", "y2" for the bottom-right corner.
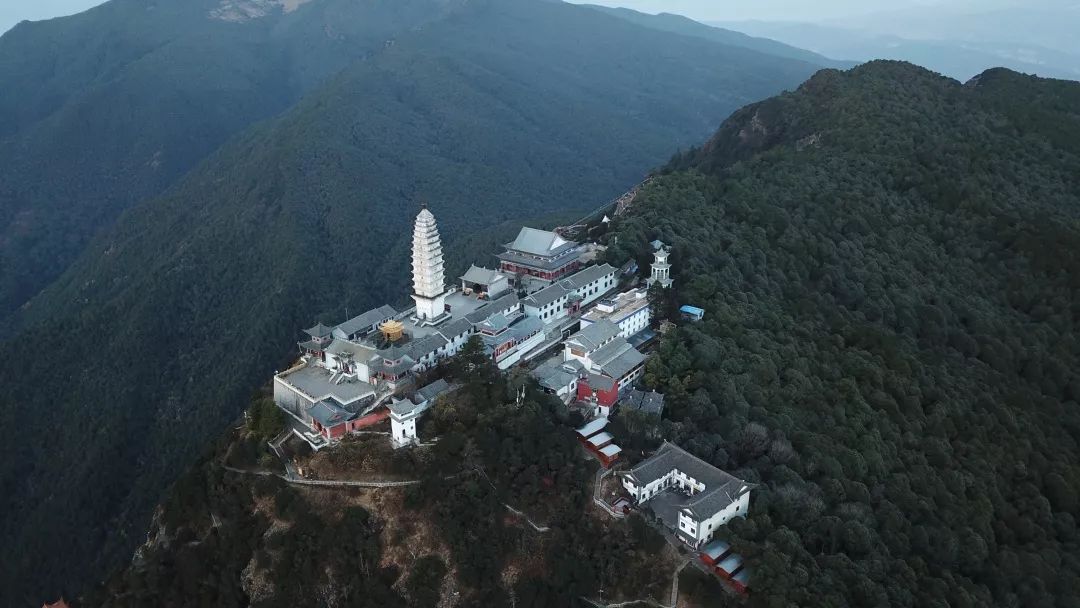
[{"x1": 605, "y1": 62, "x2": 1080, "y2": 607}]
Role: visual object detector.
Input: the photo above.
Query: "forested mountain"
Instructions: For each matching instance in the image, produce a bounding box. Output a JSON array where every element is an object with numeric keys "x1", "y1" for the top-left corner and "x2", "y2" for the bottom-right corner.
[
  {"x1": 582, "y1": 5, "x2": 852, "y2": 69},
  {"x1": 65, "y1": 61, "x2": 1080, "y2": 608},
  {"x1": 0, "y1": 0, "x2": 478, "y2": 325},
  {"x1": 606, "y1": 63, "x2": 1080, "y2": 605},
  {"x1": 0, "y1": 0, "x2": 828, "y2": 603},
  {"x1": 79, "y1": 345, "x2": 675, "y2": 607}
]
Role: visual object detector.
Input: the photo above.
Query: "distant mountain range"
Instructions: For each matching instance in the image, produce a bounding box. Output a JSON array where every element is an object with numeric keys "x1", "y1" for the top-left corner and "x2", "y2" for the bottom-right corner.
[
  {"x1": 714, "y1": 3, "x2": 1080, "y2": 82},
  {"x1": 0, "y1": 0, "x2": 833, "y2": 603}
]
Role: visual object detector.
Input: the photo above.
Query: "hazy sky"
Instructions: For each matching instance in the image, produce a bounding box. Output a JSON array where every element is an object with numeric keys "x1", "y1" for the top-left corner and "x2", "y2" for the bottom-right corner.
[
  {"x1": 1, "y1": 0, "x2": 104, "y2": 33},
  {"x1": 0, "y1": 0, "x2": 1031, "y2": 35},
  {"x1": 568, "y1": 0, "x2": 1020, "y2": 22}
]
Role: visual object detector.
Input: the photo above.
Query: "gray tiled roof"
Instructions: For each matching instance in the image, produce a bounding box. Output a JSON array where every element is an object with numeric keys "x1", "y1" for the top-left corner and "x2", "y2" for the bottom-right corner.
[
  {"x1": 626, "y1": 442, "x2": 751, "y2": 520},
  {"x1": 496, "y1": 249, "x2": 582, "y2": 271},
  {"x1": 479, "y1": 312, "x2": 511, "y2": 333},
  {"x1": 585, "y1": 373, "x2": 616, "y2": 392},
  {"x1": 304, "y1": 323, "x2": 334, "y2": 338},
  {"x1": 561, "y1": 263, "x2": 616, "y2": 290},
  {"x1": 415, "y1": 379, "x2": 451, "y2": 403},
  {"x1": 524, "y1": 264, "x2": 616, "y2": 309},
  {"x1": 505, "y1": 227, "x2": 578, "y2": 257},
  {"x1": 389, "y1": 398, "x2": 422, "y2": 416},
  {"x1": 599, "y1": 346, "x2": 646, "y2": 380},
  {"x1": 567, "y1": 320, "x2": 620, "y2": 353},
  {"x1": 524, "y1": 283, "x2": 570, "y2": 308},
  {"x1": 622, "y1": 389, "x2": 665, "y2": 416},
  {"x1": 460, "y1": 265, "x2": 504, "y2": 285},
  {"x1": 684, "y1": 476, "x2": 749, "y2": 520},
  {"x1": 482, "y1": 316, "x2": 543, "y2": 348},
  {"x1": 308, "y1": 400, "x2": 356, "y2": 427},
  {"x1": 333, "y1": 305, "x2": 397, "y2": 338},
  {"x1": 437, "y1": 318, "x2": 474, "y2": 339},
  {"x1": 378, "y1": 333, "x2": 448, "y2": 363},
  {"x1": 531, "y1": 357, "x2": 583, "y2": 391},
  {"x1": 465, "y1": 293, "x2": 520, "y2": 324},
  {"x1": 298, "y1": 339, "x2": 326, "y2": 352},
  {"x1": 326, "y1": 339, "x2": 377, "y2": 361}
]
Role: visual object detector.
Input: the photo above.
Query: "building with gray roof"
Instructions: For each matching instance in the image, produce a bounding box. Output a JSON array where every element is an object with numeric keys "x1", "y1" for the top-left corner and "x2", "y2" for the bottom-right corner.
[
  {"x1": 593, "y1": 340, "x2": 646, "y2": 383},
  {"x1": 273, "y1": 362, "x2": 377, "y2": 422},
  {"x1": 498, "y1": 227, "x2": 583, "y2": 281},
  {"x1": 507, "y1": 227, "x2": 578, "y2": 257},
  {"x1": 304, "y1": 323, "x2": 334, "y2": 338},
  {"x1": 333, "y1": 305, "x2": 397, "y2": 340},
  {"x1": 415, "y1": 379, "x2": 451, "y2": 405},
  {"x1": 621, "y1": 389, "x2": 665, "y2": 417},
  {"x1": 620, "y1": 442, "x2": 753, "y2": 548},
  {"x1": 566, "y1": 320, "x2": 620, "y2": 354},
  {"x1": 460, "y1": 265, "x2": 511, "y2": 298},
  {"x1": 530, "y1": 357, "x2": 584, "y2": 402}
]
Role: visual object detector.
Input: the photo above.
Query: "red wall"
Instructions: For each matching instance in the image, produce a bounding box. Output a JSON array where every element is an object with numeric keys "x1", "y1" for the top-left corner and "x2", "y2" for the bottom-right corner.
[{"x1": 577, "y1": 378, "x2": 619, "y2": 407}]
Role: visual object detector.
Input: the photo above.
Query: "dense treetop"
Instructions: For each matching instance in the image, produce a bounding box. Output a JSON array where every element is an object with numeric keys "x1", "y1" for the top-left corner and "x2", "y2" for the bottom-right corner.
[{"x1": 605, "y1": 62, "x2": 1080, "y2": 606}]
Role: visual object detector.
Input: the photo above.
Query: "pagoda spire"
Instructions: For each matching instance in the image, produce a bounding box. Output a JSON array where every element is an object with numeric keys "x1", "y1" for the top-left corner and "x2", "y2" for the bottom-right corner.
[{"x1": 411, "y1": 207, "x2": 447, "y2": 320}]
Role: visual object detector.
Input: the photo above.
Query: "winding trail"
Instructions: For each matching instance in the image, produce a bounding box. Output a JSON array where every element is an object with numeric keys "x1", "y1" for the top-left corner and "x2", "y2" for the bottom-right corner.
[
  {"x1": 221, "y1": 464, "x2": 420, "y2": 488},
  {"x1": 581, "y1": 556, "x2": 692, "y2": 608}
]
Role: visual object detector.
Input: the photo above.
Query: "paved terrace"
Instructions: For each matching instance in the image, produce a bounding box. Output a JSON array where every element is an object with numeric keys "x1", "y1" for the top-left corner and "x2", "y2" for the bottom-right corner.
[
  {"x1": 648, "y1": 487, "x2": 694, "y2": 540},
  {"x1": 399, "y1": 290, "x2": 490, "y2": 339},
  {"x1": 279, "y1": 364, "x2": 376, "y2": 407},
  {"x1": 582, "y1": 288, "x2": 649, "y2": 324}
]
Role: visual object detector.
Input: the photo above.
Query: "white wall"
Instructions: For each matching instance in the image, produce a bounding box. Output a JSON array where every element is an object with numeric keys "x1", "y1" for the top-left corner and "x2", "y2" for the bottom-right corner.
[
  {"x1": 684, "y1": 491, "x2": 751, "y2": 545},
  {"x1": 273, "y1": 377, "x2": 315, "y2": 421},
  {"x1": 616, "y1": 365, "x2": 645, "y2": 391},
  {"x1": 618, "y1": 307, "x2": 650, "y2": 338},
  {"x1": 495, "y1": 330, "x2": 546, "y2": 370},
  {"x1": 391, "y1": 416, "x2": 418, "y2": 448}
]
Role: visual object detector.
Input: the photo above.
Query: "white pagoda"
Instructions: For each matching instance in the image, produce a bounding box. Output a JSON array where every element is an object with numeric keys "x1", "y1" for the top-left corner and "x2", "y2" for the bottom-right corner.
[
  {"x1": 412, "y1": 206, "x2": 447, "y2": 320},
  {"x1": 647, "y1": 241, "x2": 673, "y2": 289}
]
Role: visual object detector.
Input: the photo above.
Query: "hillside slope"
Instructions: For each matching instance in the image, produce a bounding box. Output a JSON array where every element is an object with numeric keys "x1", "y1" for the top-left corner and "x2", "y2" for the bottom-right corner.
[
  {"x1": 583, "y1": 5, "x2": 852, "y2": 69},
  {"x1": 606, "y1": 63, "x2": 1080, "y2": 606},
  {"x1": 0, "y1": 0, "x2": 825, "y2": 603},
  {"x1": 0, "y1": 0, "x2": 469, "y2": 324}
]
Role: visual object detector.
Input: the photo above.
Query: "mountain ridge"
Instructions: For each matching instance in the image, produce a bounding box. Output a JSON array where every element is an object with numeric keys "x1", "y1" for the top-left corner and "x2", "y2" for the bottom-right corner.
[{"x1": 0, "y1": 0, "x2": 827, "y2": 602}]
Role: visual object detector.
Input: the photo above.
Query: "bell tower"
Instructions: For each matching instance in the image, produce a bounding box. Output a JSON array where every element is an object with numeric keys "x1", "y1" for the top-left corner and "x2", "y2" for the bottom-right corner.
[{"x1": 647, "y1": 242, "x2": 673, "y2": 289}]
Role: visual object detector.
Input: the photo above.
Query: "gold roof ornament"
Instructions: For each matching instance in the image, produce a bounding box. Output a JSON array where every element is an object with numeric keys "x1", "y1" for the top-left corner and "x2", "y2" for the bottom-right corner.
[{"x1": 380, "y1": 319, "x2": 405, "y2": 342}]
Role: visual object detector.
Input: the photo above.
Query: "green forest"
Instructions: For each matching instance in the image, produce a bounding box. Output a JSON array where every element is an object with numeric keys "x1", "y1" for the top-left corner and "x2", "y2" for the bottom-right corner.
[
  {"x1": 63, "y1": 61, "x2": 1080, "y2": 608},
  {"x1": 81, "y1": 339, "x2": 678, "y2": 607},
  {"x1": 605, "y1": 63, "x2": 1080, "y2": 606},
  {"x1": 0, "y1": 0, "x2": 828, "y2": 603}
]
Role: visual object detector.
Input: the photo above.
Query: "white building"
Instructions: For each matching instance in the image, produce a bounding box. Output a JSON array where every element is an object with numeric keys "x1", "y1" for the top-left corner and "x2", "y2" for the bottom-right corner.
[
  {"x1": 646, "y1": 241, "x2": 673, "y2": 289},
  {"x1": 621, "y1": 442, "x2": 752, "y2": 548},
  {"x1": 460, "y1": 265, "x2": 511, "y2": 299},
  {"x1": 412, "y1": 206, "x2": 448, "y2": 321},
  {"x1": 530, "y1": 357, "x2": 585, "y2": 403},
  {"x1": 580, "y1": 287, "x2": 651, "y2": 339},
  {"x1": 388, "y1": 379, "x2": 451, "y2": 449},
  {"x1": 563, "y1": 320, "x2": 646, "y2": 391},
  {"x1": 389, "y1": 398, "x2": 422, "y2": 448},
  {"x1": 522, "y1": 263, "x2": 617, "y2": 325}
]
